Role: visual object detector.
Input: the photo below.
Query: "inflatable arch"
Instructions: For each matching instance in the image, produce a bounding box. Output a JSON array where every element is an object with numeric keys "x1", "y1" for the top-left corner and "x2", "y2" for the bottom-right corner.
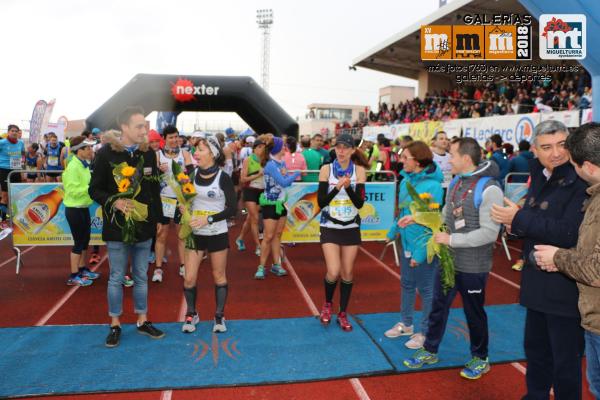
[{"x1": 86, "y1": 74, "x2": 298, "y2": 136}]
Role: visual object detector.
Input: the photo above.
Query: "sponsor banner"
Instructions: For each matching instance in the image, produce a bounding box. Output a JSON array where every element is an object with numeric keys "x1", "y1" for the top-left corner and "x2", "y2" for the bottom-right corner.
[
  {"x1": 582, "y1": 108, "x2": 593, "y2": 125},
  {"x1": 42, "y1": 122, "x2": 67, "y2": 142},
  {"x1": 362, "y1": 121, "x2": 444, "y2": 143},
  {"x1": 539, "y1": 14, "x2": 586, "y2": 60},
  {"x1": 29, "y1": 100, "x2": 47, "y2": 145},
  {"x1": 461, "y1": 113, "x2": 540, "y2": 147},
  {"x1": 9, "y1": 183, "x2": 103, "y2": 246},
  {"x1": 40, "y1": 98, "x2": 56, "y2": 135},
  {"x1": 540, "y1": 109, "x2": 580, "y2": 128},
  {"x1": 156, "y1": 112, "x2": 178, "y2": 134},
  {"x1": 281, "y1": 182, "x2": 395, "y2": 243},
  {"x1": 443, "y1": 119, "x2": 462, "y2": 138}
]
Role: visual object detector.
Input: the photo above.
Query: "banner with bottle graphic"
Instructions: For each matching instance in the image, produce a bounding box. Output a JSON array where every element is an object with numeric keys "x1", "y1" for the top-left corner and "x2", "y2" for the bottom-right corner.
[
  {"x1": 9, "y1": 183, "x2": 103, "y2": 246},
  {"x1": 281, "y1": 182, "x2": 396, "y2": 243}
]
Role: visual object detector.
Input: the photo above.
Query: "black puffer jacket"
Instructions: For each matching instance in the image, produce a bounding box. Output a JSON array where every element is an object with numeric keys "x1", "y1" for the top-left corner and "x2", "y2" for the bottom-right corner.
[{"x1": 89, "y1": 134, "x2": 161, "y2": 243}]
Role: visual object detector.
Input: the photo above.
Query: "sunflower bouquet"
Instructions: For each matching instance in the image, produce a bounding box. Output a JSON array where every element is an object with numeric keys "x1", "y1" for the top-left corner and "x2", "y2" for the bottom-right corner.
[
  {"x1": 107, "y1": 158, "x2": 148, "y2": 244},
  {"x1": 166, "y1": 160, "x2": 197, "y2": 249},
  {"x1": 405, "y1": 181, "x2": 455, "y2": 293}
]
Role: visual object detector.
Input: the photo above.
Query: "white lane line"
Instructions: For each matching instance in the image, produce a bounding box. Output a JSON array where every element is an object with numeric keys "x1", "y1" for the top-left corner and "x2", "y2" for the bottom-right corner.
[
  {"x1": 283, "y1": 255, "x2": 372, "y2": 400},
  {"x1": 496, "y1": 240, "x2": 522, "y2": 254},
  {"x1": 0, "y1": 246, "x2": 34, "y2": 270},
  {"x1": 359, "y1": 245, "x2": 528, "y2": 378},
  {"x1": 358, "y1": 246, "x2": 401, "y2": 280},
  {"x1": 35, "y1": 255, "x2": 107, "y2": 326},
  {"x1": 160, "y1": 295, "x2": 187, "y2": 400},
  {"x1": 490, "y1": 272, "x2": 521, "y2": 290}
]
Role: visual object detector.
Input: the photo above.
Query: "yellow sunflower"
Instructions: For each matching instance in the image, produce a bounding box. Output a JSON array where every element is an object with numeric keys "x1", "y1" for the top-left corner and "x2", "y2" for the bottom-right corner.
[
  {"x1": 121, "y1": 166, "x2": 136, "y2": 177},
  {"x1": 419, "y1": 192, "x2": 433, "y2": 200},
  {"x1": 428, "y1": 202, "x2": 440, "y2": 210},
  {"x1": 177, "y1": 172, "x2": 189, "y2": 182},
  {"x1": 118, "y1": 178, "x2": 131, "y2": 193},
  {"x1": 182, "y1": 183, "x2": 195, "y2": 195}
]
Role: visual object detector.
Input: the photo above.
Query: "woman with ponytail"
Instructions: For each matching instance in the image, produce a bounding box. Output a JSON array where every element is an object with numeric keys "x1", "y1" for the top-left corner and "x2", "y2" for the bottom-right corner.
[
  {"x1": 317, "y1": 133, "x2": 367, "y2": 331},
  {"x1": 254, "y1": 135, "x2": 300, "y2": 280}
]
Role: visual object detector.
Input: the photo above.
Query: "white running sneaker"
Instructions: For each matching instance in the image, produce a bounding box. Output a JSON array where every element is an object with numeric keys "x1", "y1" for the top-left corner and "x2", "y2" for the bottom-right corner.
[
  {"x1": 405, "y1": 333, "x2": 426, "y2": 349},
  {"x1": 152, "y1": 268, "x2": 163, "y2": 283},
  {"x1": 182, "y1": 313, "x2": 200, "y2": 333},
  {"x1": 255, "y1": 247, "x2": 261, "y2": 257},
  {"x1": 179, "y1": 264, "x2": 185, "y2": 277},
  {"x1": 213, "y1": 317, "x2": 227, "y2": 333},
  {"x1": 384, "y1": 322, "x2": 414, "y2": 338}
]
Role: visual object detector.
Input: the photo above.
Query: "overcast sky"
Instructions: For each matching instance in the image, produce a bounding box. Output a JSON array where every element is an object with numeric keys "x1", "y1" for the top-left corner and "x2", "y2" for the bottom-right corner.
[{"x1": 1, "y1": 0, "x2": 442, "y2": 131}]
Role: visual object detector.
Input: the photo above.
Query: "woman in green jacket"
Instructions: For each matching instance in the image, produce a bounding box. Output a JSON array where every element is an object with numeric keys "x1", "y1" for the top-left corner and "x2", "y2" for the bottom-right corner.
[{"x1": 62, "y1": 136, "x2": 99, "y2": 286}]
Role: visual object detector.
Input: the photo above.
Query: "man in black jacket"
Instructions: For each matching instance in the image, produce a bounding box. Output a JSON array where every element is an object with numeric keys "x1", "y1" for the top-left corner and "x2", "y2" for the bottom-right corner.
[
  {"x1": 491, "y1": 120, "x2": 588, "y2": 399},
  {"x1": 89, "y1": 106, "x2": 165, "y2": 348}
]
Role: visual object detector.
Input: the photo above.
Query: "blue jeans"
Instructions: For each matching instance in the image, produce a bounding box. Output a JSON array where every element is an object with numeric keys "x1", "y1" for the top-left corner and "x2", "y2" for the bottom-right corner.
[
  {"x1": 400, "y1": 253, "x2": 437, "y2": 335},
  {"x1": 106, "y1": 239, "x2": 152, "y2": 317},
  {"x1": 586, "y1": 330, "x2": 600, "y2": 399}
]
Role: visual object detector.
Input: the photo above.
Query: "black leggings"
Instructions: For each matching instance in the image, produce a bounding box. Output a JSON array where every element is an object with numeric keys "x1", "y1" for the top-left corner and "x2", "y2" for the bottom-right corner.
[{"x1": 65, "y1": 207, "x2": 91, "y2": 254}]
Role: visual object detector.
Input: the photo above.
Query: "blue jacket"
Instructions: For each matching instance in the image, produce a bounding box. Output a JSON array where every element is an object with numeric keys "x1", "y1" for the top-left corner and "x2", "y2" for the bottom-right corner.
[
  {"x1": 387, "y1": 163, "x2": 444, "y2": 264},
  {"x1": 508, "y1": 151, "x2": 534, "y2": 183},
  {"x1": 512, "y1": 158, "x2": 588, "y2": 318},
  {"x1": 490, "y1": 150, "x2": 509, "y2": 186}
]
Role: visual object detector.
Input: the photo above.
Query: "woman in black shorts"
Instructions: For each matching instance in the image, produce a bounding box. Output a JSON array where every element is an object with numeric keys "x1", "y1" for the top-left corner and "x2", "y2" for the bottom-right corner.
[
  {"x1": 317, "y1": 133, "x2": 368, "y2": 331},
  {"x1": 181, "y1": 136, "x2": 237, "y2": 334},
  {"x1": 235, "y1": 136, "x2": 267, "y2": 256}
]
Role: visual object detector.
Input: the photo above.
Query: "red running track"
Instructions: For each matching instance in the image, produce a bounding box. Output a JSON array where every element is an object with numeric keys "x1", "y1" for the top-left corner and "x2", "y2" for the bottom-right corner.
[{"x1": 0, "y1": 229, "x2": 593, "y2": 399}]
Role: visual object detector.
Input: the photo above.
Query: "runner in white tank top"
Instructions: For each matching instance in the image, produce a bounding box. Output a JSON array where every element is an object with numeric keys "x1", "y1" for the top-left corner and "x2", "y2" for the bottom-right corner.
[
  {"x1": 152, "y1": 126, "x2": 194, "y2": 283},
  {"x1": 182, "y1": 136, "x2": 237, "y2": 334}
]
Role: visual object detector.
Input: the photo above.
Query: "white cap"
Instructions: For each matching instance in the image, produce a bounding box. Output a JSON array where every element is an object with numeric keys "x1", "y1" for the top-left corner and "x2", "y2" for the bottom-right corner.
[
  {"x1": 245, "y1": 136, "x2": 256, "y2": 144},
  {"x1": 191, "y1": 130, "x2": 206, "y2": 138}
]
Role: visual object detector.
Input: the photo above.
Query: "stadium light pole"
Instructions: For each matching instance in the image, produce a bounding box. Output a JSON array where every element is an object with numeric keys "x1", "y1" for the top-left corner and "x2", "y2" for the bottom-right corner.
[{"x1": 256, "y1": 9, "x2": 273, "y2": 93}]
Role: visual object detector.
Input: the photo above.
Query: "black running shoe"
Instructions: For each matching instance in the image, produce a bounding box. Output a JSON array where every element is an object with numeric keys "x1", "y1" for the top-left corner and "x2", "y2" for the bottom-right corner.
[
  {"x1": 105, "y1": 325, "x2": 121, "y2": 348},
  {"x1": 136, "y1": 321, "x2": 165, "y2": 339}
]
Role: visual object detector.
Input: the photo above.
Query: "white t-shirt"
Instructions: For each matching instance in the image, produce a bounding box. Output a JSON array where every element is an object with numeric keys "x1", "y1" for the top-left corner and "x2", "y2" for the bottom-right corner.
[{"x1": 433, "y1": 151, "x2": 452, "y2": 188}]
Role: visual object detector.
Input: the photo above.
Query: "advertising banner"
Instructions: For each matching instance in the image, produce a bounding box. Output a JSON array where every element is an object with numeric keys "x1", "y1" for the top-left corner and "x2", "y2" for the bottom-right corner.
[
  {"x1": 29, "y1": 100, "x2": 47, "y2": 145},
  {"x1": 461, "y1": 112, "x2": 541, "y2": 147},
  {"x1": 582, "y1": 108, "x2": 593, "y2": 125},
  {"x1": 156, "y1": 112, "x2": 178, "y2": 134},
  {"x1": 540, "y1": 109, "x2": 580, "y2": 128},
  {"x1": 40, "y1": 98, "x2": 56, "y2": 135},
  {"x1": 281, "y1": 182, "x2": 396, "y2": 243},
  {"x1": 9, "y1": 183, "x2": 103, "y2": 246}
]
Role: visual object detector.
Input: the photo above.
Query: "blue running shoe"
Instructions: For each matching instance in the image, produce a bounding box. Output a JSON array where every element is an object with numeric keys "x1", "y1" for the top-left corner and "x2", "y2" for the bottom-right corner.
[
  {"x1": 403, "y1": 348, "x2": 439, "y2": 369},
  {"x1": 148, "y1": 252, "x2": 156, "y2": 264},
  {"x1": 67, "y1": 275, "x2": 92, "y2": 286},
  {"x1": 81, "y1": 268, "x2": 100, "y2": 280},
  {"x1": 460, "y1": 357, "x2": 490, "y2": 380},
  {"x1": 270, "y1": 264, "x2": 288, "y2": 277},
  {"x1": 236, "y1": 238, "x2": 246, "y2": 251},
  {"x1": 254, "y1": 265, "x2": 266, "y2": 280}
]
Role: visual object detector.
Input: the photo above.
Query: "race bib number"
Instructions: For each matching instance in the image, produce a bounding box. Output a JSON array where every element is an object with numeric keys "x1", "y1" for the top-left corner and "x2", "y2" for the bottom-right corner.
[
  {"x1": 161, "y1": 196, "x2": 177, "y2": 219},
  {"x1": 192, "y1": 210, "x2": 219, "y2": 235},
  {"x1": 47, "y1": 156, "x2": 59, "y2": 167},
  {"x1": 10, "y1": 157, "x2": 22, "y2": 169},
  {"x1": 330, "y1": 199, "x2": 355, "y2": 221}
]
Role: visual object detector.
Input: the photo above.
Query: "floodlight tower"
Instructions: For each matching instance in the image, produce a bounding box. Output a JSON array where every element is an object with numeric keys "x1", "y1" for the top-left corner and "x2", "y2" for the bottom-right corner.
[{"x1": 256, "y1": 9, "x2": 273, "y2": 92}]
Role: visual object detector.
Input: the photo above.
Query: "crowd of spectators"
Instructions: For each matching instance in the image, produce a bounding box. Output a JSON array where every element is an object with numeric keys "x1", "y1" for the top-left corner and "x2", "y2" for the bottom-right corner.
[{"x1": 362, "y1": 72, "x2": 593, "y2": 127}]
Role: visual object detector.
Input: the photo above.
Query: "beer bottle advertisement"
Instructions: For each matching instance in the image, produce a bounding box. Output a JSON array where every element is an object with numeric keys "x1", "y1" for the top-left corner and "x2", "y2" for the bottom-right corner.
[
  {"x1": 281, "y1": 182, "x2": 395, "y2": 243},
  {"x1": 9, "y1": 183, "x2": 104, "y2": 246}
]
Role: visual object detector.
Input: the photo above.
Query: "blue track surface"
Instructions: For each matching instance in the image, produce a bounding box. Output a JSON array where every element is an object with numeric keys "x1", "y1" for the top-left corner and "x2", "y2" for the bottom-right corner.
[{"x1": 0, "y1": 304, "x2": 526, "y2": 397}]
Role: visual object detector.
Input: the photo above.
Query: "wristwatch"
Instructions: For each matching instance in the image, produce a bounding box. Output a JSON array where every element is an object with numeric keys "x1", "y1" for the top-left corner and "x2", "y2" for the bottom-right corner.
[{"x1": 207, "y1": 216, "x2": 214, "y2": 225}]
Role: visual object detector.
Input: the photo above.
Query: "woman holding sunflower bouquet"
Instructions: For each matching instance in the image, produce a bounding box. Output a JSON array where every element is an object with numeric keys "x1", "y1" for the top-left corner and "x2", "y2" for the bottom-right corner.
[
  {"x1": 180, "y1": 136, "x2": 237, "y2": 334},
  {"x1": 384, "y1": 140, "x2": 444, "y2": 349}
]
